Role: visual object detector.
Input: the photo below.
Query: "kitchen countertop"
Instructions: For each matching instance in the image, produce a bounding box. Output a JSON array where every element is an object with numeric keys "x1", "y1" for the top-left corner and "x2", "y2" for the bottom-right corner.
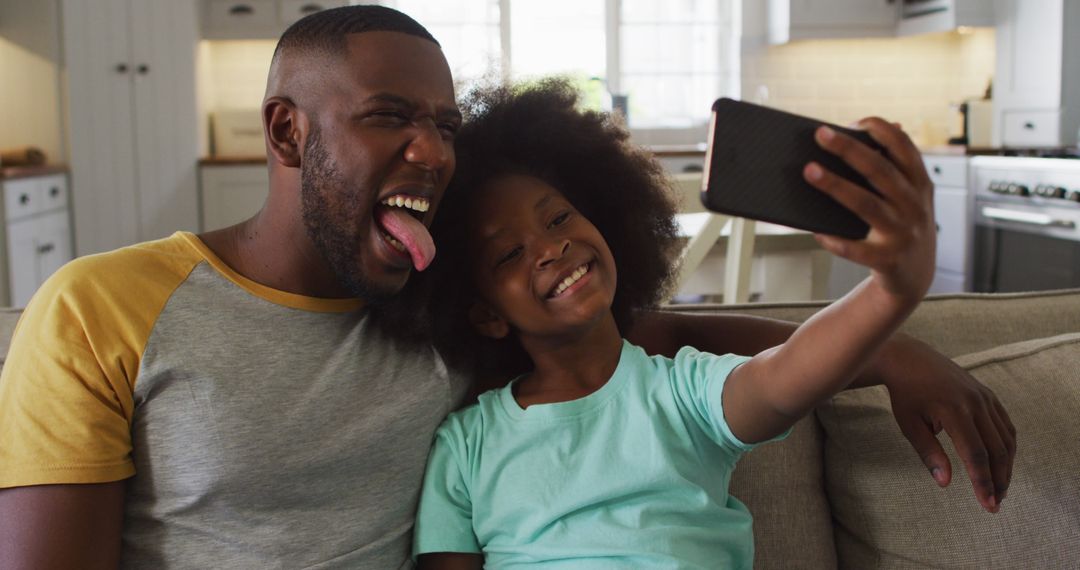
[
  {"x1": 0, "y1": 164, "x2": 68, "y2": 180},
  {"x1": 200, "y1": 156, "x2": 268, "y2": 165}
]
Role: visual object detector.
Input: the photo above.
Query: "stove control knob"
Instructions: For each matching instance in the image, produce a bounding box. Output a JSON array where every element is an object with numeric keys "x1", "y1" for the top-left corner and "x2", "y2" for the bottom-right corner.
[
  {"x1": 1069, "y1": 190, "x2": 1080, "y2": 203},
  {"x1": 1053, "y1": 186, "x2": 1068, "y2": 199},
  {"x1": 988, "y1": 180, "x2": 1003, "y2": 193},
  {"x1": 1008, "y1": 183, "x2": 1030, "y2": 196}
]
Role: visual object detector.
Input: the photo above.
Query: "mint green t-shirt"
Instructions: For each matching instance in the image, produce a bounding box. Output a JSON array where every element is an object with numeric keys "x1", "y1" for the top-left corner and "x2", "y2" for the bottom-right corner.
[{"x1": 414, "y1": 340, "x2": 788, "y2": 569}]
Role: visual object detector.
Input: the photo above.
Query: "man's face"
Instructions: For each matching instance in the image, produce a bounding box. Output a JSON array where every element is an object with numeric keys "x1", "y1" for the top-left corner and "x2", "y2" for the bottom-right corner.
[{"x1": 300, "y1": 32, "x2": 460, "y2": 302}]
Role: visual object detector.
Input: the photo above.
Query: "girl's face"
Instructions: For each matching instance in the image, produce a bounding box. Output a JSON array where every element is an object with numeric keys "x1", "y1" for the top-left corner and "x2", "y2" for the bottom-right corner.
[{"x1": 466, "y1": 174, "x2": 618, "y2": 342}]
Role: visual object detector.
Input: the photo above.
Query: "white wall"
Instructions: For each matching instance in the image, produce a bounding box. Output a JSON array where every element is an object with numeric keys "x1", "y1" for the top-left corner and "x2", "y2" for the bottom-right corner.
[
  {"x1": 0, "y1": 0, "x2": 65, "y2": 163},
  {"x1": 741, "y1": 28, "x2": 996, "y2": 148}
]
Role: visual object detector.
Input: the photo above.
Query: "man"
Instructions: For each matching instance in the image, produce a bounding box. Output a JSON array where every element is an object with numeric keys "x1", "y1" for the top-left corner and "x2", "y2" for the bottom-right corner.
[{"x1": 0, "y1": 6, "x2": 1013, "y2": 569}]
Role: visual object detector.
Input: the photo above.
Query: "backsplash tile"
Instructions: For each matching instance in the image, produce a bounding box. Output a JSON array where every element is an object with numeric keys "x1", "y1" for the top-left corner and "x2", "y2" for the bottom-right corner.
[{"x1": 742, "y1": 28, "x2": 995, "y2": 147}]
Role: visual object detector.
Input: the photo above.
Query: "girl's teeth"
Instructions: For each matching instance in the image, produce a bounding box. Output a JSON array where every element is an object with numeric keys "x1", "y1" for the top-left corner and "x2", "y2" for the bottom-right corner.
[{"x1": 553, "y1": 264, "x2": 589, "y2": 297}]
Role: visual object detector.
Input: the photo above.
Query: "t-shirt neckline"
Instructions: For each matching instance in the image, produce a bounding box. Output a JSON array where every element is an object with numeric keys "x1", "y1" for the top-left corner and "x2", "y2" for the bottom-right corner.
[
  {"x1": 497, "y1": 340, "x2": 635, "y2": 421},
  {"x1": 178, "y1": 231, "x2": 366, "y2": 314}
]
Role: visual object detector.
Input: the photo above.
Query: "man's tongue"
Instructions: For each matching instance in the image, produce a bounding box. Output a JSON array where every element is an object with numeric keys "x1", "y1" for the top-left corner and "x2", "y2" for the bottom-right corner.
[{"x1": 375, "y1": 207, "x2": 436, "y2": 271}]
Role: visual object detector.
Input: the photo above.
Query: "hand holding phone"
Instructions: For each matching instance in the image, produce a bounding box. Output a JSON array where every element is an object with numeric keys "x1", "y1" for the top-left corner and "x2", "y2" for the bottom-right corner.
[{"x1": 701, "y1": 98, "x2": 884, "y2": 239}]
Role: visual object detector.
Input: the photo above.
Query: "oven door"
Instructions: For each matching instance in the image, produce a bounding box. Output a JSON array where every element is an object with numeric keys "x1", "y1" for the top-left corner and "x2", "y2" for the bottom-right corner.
[{"x1": 972, "y1": 200, "x2": 1080, "y2": 292}]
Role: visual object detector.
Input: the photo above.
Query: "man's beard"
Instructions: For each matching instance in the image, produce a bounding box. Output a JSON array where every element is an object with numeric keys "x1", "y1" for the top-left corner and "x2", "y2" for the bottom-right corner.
[{"x1": 300, "y1": 128, "x2": 399, "y2": 303}]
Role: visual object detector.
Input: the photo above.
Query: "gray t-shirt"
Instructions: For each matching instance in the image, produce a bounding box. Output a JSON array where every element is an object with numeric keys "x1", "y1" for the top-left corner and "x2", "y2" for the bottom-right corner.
[{"x1": 0, "y1": 232, "x2": 468, "y2": 568}]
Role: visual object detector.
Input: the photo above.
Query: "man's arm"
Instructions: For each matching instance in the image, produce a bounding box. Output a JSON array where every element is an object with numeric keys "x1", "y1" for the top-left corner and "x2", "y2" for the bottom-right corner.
[
  {"x1": 0, "y1": 481, "x2": 125, "y2": 569},
  {"x1": 626, "y1": 309, "x2": 1015, "y2": 513}
]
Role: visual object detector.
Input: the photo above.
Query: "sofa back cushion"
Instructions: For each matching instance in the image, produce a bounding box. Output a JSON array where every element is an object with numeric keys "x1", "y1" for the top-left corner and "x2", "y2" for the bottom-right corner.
[
  {"x1": 817, "y1": 332, "x2": 1080, "y2": 569},
  {"x1": 667, "y1": 288, "x2": 1080, "y2": 358}
]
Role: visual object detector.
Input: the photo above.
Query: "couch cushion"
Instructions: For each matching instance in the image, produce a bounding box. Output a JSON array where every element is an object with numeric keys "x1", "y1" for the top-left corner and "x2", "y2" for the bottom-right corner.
[
  {"x1": 730, "y1": 416, "x2": 837, "y2": 570},
  {"x1": 817, "y1": 333, "x2": 1080, "y2": 569},
  {"x1": 666, "y1": 288, "x2": 1080, "y2": 358}
]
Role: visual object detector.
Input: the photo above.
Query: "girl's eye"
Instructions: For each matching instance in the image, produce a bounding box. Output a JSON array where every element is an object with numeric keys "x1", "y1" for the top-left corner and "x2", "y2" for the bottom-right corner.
[
  {"x1": 549, "y1": 212, "x2": 570, "y2": 228},
  {"x1": 495, "y1": 246, "x2": 523, "y2": 267}
]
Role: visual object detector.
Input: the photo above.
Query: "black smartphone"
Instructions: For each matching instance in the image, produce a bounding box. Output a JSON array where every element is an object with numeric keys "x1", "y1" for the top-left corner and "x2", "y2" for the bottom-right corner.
[{"x1": 701, "y1": 98, "x2": 884, "y2": 239}]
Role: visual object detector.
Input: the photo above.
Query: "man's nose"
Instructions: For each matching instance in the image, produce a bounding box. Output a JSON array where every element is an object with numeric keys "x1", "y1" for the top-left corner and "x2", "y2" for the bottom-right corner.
[
  {"x1": 537, "y1": 239, "x2": 571, "y2": 268},
  {"x1": 403, "y1": 120, "x2": 451, "y2": 172}
]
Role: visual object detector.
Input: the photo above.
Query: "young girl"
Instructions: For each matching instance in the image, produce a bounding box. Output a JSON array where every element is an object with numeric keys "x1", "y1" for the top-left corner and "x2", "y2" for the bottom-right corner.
[{"x1": 412, "y1": 79, "x2": 936, "y2": 569}]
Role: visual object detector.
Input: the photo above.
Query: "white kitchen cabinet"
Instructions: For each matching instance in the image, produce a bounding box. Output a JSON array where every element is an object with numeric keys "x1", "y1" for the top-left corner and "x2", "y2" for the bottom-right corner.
[
  {"x1": 924, "y1": 153, "x2": 971, "y2": 294},
  {"x1": 992, "y1": 0, "x2": 1080, "y2": 147},
  {"x1": 897, "y1": 0, "x2": 993, "y2": 36},
  {"x1": 200, "y1": 0, "x2": 347, "y2": 39},
  {"x1": 0, "y1": 173, "x2": 74, "y2": 308},
  {"x1": 62, "y1": 0, "x2": 201, "y2": 257},
  {"x1": 200, "y1": 164, "x2": 270, "y2": 231},
  {"x1": 767, "y1": 0, "x2": 899, "y2": 44}
]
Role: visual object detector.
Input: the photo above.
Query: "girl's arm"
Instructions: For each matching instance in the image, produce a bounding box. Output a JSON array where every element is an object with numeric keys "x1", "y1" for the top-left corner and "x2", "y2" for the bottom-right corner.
[
  {"x1": 720, "y1": 118, "x2": 936, "y2": 445},
  {"x1": 417, "y1": 553, "x2": 484, "y2": 570}
]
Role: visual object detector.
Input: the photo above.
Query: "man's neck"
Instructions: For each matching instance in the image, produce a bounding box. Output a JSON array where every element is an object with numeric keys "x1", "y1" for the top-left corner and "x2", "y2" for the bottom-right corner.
[{"x1": 198, "y1": 210, "x2": 352, "y2": 299}]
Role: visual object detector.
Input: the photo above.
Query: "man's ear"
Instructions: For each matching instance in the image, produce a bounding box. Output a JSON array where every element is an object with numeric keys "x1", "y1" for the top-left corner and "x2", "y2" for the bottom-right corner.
[
  {"x1": 264, "y1": 96, "x2": 303, "y2": 168},
  {"x1": 468, "y1": 302, "x2": 511, "y2": 340}
]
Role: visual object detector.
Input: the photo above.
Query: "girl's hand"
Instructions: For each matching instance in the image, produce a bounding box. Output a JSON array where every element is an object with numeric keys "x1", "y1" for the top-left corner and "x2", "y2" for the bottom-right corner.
[{"x1": 802, "y1": 118, "x2": 936, "y2": 305}]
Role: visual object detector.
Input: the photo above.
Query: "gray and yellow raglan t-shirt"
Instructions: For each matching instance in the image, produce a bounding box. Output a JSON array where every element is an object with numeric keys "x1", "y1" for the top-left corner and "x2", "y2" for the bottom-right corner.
[{"x1": 0, "y1": 231, "x2": 467, "y2": 568}]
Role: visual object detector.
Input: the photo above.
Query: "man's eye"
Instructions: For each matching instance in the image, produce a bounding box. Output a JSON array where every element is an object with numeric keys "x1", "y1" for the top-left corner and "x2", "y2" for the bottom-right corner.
[
  {"x1": 496, "y1": 246, "x2": 522, "y2": 267},
  {"x1": 373, "y1": 111, "x2": 409, "y2": 122},
  {"x1": 549, "y1": 212, "x2": 570, "y2": 228},
  {"x1": 438, "y1": 122, "x2": 460, "y2": 137}
]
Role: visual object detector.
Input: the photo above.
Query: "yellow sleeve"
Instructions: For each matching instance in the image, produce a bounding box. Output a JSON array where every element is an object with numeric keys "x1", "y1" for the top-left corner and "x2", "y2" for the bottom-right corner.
[{"x1": 0, "y1": 234, "x2": 198, "y2": 487}]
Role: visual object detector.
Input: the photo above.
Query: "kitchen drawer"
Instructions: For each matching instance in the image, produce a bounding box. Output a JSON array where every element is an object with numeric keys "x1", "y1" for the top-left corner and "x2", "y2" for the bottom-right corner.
[
  {"x1": 3, "y1": 178, "x2": 42, "y2": 221},
  {"x1": 205, "y1": 0, "x2": 277, "y2": 33},
  {"x1": 923, "y1": 154, "x2": 967, "y2": 189},
  {"x1": 934, "y1": 187, "x2": 969, "y2": 274},
  {"x1": 36, "y1": 174, "x2": 68, "y2": 213},
  {"x1": 3, "y1": 175, "x2": 69, "y2": 222},
  {"x1": 1002, "y1": 110, "x2": 1062, "y2": 147},
  {"x1": 280, "y1": 0, "x2": 344, "y2": 26}
]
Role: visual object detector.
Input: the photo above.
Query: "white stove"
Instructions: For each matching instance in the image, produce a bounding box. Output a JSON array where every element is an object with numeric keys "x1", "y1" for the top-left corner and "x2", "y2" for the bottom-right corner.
[{"x1": 970, "y1": 155, "x2": 1080, "y2": 292}]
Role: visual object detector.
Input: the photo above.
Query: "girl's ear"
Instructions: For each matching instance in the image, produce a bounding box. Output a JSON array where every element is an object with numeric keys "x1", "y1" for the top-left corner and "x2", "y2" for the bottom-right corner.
[{"x1": 468, "y1": 302, "x2": 510, "y2": 339}]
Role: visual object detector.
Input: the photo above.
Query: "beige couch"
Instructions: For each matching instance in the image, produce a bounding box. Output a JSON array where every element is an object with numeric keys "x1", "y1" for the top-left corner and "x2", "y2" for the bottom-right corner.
[
  {"x1": 668, "y1": 288, "x2": 1080, "y2": 569},
  {"x1": 3, "y1": 290, "x2": 1079, "y2": 568}
]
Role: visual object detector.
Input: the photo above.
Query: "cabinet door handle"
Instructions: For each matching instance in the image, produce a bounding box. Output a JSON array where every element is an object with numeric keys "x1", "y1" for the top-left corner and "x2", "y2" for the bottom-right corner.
[
  {"x1": 49, "y1": 187, "x2": 60, "y2": 198},
  {"x1": 18, "y1": 193, "x2": 29, "y2": 205},
  {"x1": 37, "y1": 243, "x2": 55, "y2": 255},
  {"x1": 115, "y1": 63, "x2": 129, "y2": 74},
  {"x1": 228, "y1": 4, "x2": 254, "y2": 15},
  {"x1": 300, "y1": 3, "x2": 324, "y2": 13},
  {"x1": 1024, "y1": 121, "x2": 1036, "y2": 130},
  {"x1": 933, "y1": 166, "x2": 942, "y2": 174},
  {"x1": 137, "y1": 64, "x2": 150, "y2": 75}
]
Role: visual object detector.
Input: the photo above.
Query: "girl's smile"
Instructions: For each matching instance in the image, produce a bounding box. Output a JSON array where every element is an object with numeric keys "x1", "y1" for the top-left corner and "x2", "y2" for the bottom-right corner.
[{"x1": 547, "y1": 262, "x2": 592, "y2": 299}]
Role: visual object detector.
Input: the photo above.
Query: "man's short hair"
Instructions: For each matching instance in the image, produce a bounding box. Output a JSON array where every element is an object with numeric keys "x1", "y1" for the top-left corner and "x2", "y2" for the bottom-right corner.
[{"x1": 273, "y1": 4, "x2": 438, "y2": 62}]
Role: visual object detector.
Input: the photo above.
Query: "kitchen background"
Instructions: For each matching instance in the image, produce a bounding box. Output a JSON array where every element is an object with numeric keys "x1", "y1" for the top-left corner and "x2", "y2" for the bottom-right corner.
[{"x1": 0, "y1": 0, "x2": 1077, "y2": 308}]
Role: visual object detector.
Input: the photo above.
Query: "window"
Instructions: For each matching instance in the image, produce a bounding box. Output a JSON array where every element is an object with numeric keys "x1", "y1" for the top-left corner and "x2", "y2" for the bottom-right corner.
[{"x1": 383, "y1": 0, "x2": 737, "y2": 131}]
